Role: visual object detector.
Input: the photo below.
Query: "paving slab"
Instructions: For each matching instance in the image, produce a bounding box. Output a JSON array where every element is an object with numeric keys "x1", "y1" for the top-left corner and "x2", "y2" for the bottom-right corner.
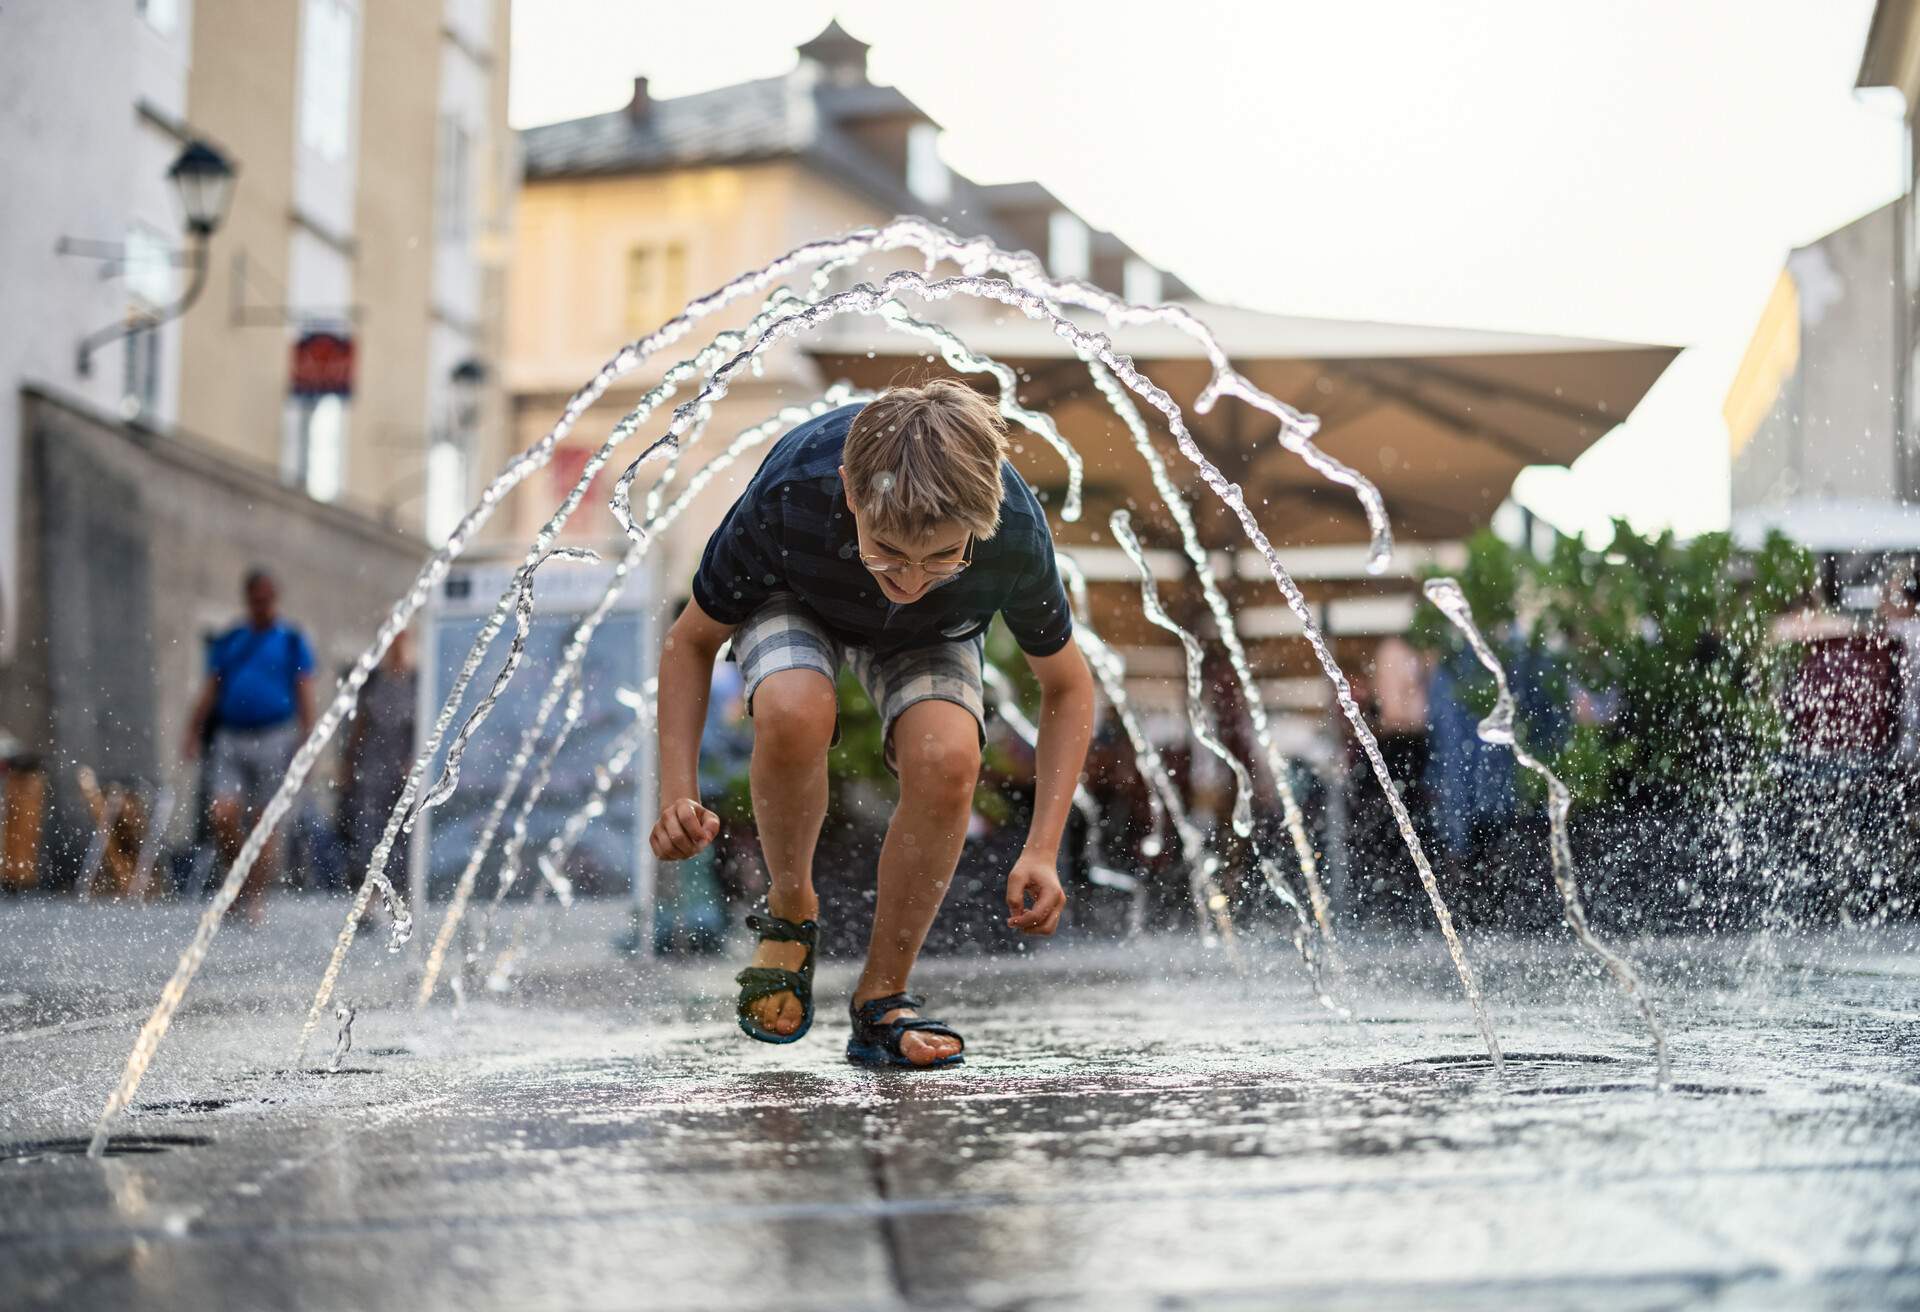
[{"x1": 1, "y1": 900, "x2": 1917, "y2": 1310}]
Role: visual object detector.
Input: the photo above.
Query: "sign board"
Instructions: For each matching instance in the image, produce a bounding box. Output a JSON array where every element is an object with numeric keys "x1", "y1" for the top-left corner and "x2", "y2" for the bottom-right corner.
[{"x1": 291, "y1": 330, "x2": 354, "y2": 397}]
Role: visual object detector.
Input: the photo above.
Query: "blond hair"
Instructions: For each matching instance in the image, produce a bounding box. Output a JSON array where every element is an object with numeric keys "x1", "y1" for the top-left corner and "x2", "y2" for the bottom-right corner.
[{"x1": 842, "y1": 379, "x2": 1008, "y2": 540}]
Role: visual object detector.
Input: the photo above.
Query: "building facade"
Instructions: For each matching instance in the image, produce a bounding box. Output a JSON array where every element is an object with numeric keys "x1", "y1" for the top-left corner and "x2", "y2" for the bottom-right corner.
[
  {"x1": 503, "y1": 21, "x2": 1187, "y2": 592},
  {"x1": 1724, "y1": 203, "x2": 1903, "y2": 512},
  {"x1": 1858, "y1": 0, "x2": 1920, "y2": 503},
  {"x1": 1718, "y1": 2, "x2": 1920, "y2": 586},
  {"x1": 0, "y1": 0, "x2": 515, "y2": 877}
]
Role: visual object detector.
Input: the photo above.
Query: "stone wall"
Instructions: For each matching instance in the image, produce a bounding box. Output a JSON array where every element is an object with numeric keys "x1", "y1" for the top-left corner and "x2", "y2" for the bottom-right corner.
[{"x1": 3, "y1": 387, "x2": 426, "y2": 883}]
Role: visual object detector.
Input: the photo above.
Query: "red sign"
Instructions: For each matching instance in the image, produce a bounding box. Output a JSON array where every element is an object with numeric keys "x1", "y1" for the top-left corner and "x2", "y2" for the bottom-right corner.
[{"x1": 291, "y1": 331, "x2": 354, "y2": 397}]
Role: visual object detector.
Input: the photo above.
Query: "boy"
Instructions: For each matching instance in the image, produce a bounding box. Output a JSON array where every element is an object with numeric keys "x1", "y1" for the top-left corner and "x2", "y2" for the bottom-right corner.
[{"x1": 650, "y1": 380, "x2": 1095, "y2": 1068}]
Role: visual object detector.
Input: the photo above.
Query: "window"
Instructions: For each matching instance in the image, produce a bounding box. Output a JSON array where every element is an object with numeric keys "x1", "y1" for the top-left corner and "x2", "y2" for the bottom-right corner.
[
  {"x1": 123, "y1": 326, "x2": 160, "y2": 418},
  {"x1": 138, "y1": 0, "x2": 179, "y2": 34},
  {"x1": 906, "y1": 123, "x2": 950, "y2": 206},
  {"x1": 124, "y1": 225, "x2": 175, "y2": 308},
  {"x1": 1123, "y1": 258, "x2": 1163, "y2": 306},
  {"x1": 298, "y1": 0, "x2": 356, "y2": 163},
  {"x1": 437, "y1": 114, "x2": 471, "y2": 243},
  {"x1": 288, "y1": 394, "x2": 346, "y2": 502},
  {"x1": 425, "y1": 440, "x2": 466, "y2": 543},
  {"x1": 1047, "y1": 211, "x2": 1090, "y2": 281},
  {"x1": 120, "y1": 225, "x2": 173, "y2": 418},
  {"x1": 625, "y1": 242, "x2": 687, "y2": 335}
]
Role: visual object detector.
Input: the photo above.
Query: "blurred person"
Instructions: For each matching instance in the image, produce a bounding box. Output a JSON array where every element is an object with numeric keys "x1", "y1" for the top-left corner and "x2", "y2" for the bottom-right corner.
[
  {"x1": 339, "y1": 628, "x2": 417, "y2": 895},
  {"x1": 182, "y1": 568, "x2": 316, "y2": 922},
  {"x1": 1883, "y1": 566, "x2": 1920, "y2": 763},
  {"x1": 1371, "y1": 633, "x2": 1431, "y2": 795},
  {"x1": 647, "y1": 382, "x2": 1093, "y2": 1067}
]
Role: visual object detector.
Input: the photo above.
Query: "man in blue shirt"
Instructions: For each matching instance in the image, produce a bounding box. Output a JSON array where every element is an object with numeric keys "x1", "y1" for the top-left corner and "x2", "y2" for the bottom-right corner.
[
  {"x1": 183, "y1": 568, "x2": 316, "y2": 921},
  {"x1": 650, "y1": 381, "x2": 1095, "y2": 1068}
]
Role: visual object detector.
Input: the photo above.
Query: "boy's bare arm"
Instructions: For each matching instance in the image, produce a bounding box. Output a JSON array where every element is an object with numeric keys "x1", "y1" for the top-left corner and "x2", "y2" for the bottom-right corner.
[
  {"x1": 1007, "y1": 635, "x2": 1095, "y2": 935},
  {"x1": 650, "y1": 598, "x2": 735, "y2": 860}
]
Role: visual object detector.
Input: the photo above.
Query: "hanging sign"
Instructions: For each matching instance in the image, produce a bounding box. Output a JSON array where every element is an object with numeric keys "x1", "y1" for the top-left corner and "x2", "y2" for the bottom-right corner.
[{"x1": 290, "y1": 330, "x2": 354, "y2": 397}]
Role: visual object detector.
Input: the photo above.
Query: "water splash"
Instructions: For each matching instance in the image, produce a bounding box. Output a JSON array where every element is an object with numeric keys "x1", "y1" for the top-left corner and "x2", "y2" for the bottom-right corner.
[
  {"x1": 683, "y1": 262, "x2": 1496, "y2": 1060},
  {"x1": 412, "y1": 547, "x2": 601, "y2": 823},
  {"x1": 1107, "y1": 512, "x2": 1336, "y2": 1001},
  {"x1": 1054, "y1": 555, "x2": 1239, "y2": 960},
  {"x1": 411, "y1": 390, "x2": 872, "y2": 1009},
  {"x1": 1423, "y1": 577, "x2": 1671, "y2": 1085},
  {"x1": 978, "y1": 660, "x2": 1100, "y2": 835},
  {"x1": 871, "y1": 299, "x2": 1083, "y2": 522},
  {"x1": 329, "y1": 1003, "x2": 355, "y2": 1073},
  {"x1": 590, "y1": 258, "x2": 1481, "y2": 1042},
  {"x1": 1109, "y1": 510, "x2": 1255, "y2": 840},
  {"x1": 1082, "y1": 359, "x2": 1331, "y2": 943},
  {"x1": 95, "y1": 219, "x2": 1478, "y2": 1151}
]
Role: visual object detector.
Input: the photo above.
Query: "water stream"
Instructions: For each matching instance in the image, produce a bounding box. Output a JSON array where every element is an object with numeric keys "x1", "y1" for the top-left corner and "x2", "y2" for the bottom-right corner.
[{"x1": 95, "y1": 218, "x2": 1535, "y2": 1150}]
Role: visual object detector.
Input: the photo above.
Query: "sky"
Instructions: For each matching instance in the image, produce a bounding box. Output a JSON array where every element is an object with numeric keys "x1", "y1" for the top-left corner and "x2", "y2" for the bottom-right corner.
[{"x1": 510, "y1": 0, "x2": 1906, "y2": 542}]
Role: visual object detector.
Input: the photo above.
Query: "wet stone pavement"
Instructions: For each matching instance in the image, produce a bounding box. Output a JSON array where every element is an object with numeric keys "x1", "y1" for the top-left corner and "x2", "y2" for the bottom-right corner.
[{"x1": 1, "y1": 900, "x2": 1917, "y2": 1310}]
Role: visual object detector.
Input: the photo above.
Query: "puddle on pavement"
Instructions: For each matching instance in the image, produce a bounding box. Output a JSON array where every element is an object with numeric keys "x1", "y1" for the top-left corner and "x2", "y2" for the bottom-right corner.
[
  {"x1": 132, "y1": 1098, "x2": 235, "y2": 1115},
  {"x1": 3, "y1": 1134, "x2": 212, "y2": 1163}
]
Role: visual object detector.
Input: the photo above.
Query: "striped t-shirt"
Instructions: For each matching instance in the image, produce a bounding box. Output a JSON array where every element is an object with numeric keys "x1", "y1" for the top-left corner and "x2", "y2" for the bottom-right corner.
[{"x1": 691, "y1": 404, "x2": 1073, "y2": 659}]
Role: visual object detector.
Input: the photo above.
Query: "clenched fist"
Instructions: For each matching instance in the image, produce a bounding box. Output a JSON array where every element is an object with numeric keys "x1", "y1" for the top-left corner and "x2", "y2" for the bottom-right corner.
[{"x1": 650, "y1": 797, "x2": 720, "y2": 861}]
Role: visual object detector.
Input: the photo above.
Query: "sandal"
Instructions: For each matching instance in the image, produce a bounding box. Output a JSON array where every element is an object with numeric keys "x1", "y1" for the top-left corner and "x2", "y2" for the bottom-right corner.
[
  {"x1": 846, "y1": 992, "x2": 965, "y2": 1069},
  {"x1": 735, "y1": 912, "x2": 817, "y2": 1044}
]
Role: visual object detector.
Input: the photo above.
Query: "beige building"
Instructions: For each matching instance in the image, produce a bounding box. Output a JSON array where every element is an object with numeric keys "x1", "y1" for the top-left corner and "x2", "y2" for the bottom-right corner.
[
  {"x1": 504, "y1": 22, "x2": 1191, "y2": 599},
  {"x1": 0, "y1": 0, "x2": 517, "y2": 876},
  {"x1": 179, "y1": 0, "x2": 515, "y2": 535}
]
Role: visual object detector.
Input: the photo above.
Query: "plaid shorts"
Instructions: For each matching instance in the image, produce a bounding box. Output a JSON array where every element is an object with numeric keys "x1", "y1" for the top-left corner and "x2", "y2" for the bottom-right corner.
[{"x1": 729, "y1": 592, "x2": 985, "y2": 773}]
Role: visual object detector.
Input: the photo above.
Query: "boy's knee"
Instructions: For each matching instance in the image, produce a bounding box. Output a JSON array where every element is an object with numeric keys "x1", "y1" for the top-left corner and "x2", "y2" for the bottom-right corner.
[
  {"x1": 752, "y1": 671, "x2": 837, "y2": 763},
  {"x1": 895, "y1": 707, "x2": 982, "y2": 811}
]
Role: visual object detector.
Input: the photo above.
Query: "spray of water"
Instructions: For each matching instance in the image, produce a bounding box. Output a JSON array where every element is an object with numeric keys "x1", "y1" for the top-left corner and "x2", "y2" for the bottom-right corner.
[
  {"x1": 91, "y1": 230, "x2": 971, "y2": 1152},
  {"x1": 487, "y1": 684, "x2": 658, "y2": 988},
  {"x1": 292, "y1": 348, "x2": 861, "y2": 1064},
  {"x1": 1082, "y1": 359, "x2": 1332, "y2": 944},
  {"x1": 329, "y1": 1003, "x2": 356, "y2": 1073},
  {"x1": 96, "y1": 219, "x2": 1492, "y2": 1151},
  {"x1": 632, "y1": 262, "x2": 1497, "y2": 1061},
  {"x1": 467, "y1": 262, "x2": 1486, "y2": 1041},
  {"x1": 410, "y1": 389, "x2": 874, "y2": 1010},
  {"x1": 1109, "y1": 511, "x2": 1255, "y2": 840},
  {"x1": 412, "y1": 547, "x2": 601, "y2": 822},
  {"x1": 1107, "y1": 512, "x2": 1335, "y2": 1000},
  {"x1": 1423, "y1": 578, "x2": 1671, "y2": 1084},
  {"x1": 1053, "y1": 557, "x2": 1240, "y2": 959}
]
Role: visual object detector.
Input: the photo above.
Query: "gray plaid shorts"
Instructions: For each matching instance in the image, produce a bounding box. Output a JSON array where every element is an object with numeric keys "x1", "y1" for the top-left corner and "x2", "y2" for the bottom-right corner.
[{"x1": 729, "y1": 592, "x2": 985, "y2": 773}]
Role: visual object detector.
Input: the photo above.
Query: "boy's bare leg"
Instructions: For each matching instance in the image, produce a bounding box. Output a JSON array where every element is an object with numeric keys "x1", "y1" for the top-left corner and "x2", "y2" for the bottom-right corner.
[
  {"x1": 853, "y1": 698, "x2": 978, "y2": 1066},
  {"x1": 744, "y1": 669, "x2": 837, "y2": 1034}
]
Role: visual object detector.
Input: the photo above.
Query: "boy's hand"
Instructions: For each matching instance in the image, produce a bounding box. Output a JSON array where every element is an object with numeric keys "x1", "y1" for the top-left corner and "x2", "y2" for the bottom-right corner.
[
  {"x1": 1006, "y1": 852, "x2": 1066, "y2": 935},
  {"x1": 650, "y1": 798, "x2": 719, "y2": 861}
]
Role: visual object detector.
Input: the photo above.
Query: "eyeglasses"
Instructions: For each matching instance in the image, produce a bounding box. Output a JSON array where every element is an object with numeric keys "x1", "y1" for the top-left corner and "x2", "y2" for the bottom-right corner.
[{"x1": 857, "y1": 534, "x2": 975, "y2": 579}]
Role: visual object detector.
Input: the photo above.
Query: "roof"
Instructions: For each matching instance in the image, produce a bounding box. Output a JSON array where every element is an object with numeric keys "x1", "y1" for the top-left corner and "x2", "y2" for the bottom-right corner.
[
  {"x1": 521, "y1": 75, "x2": 803, "y2": 179},
  {"x1": 518, "y1": 22, "x2": 1174, "y2": 291}
]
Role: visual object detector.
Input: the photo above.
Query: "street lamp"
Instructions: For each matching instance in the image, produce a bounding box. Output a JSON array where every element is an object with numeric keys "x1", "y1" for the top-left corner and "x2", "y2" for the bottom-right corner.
[
  {"x1": 448, "y1": 357, "x2": 488, "y2": 432},
  {"x1": 74, "y1": 138, "x2": 237, "y2": 377},
  {"x1": 168, "y1": 140, "x2": 237, "y2": 237}
]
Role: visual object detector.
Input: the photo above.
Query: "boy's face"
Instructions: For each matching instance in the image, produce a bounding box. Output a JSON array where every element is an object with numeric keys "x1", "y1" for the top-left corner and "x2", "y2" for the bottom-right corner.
[{"x1": 840, "y1": 466, "x2": 971, "y2": 605}]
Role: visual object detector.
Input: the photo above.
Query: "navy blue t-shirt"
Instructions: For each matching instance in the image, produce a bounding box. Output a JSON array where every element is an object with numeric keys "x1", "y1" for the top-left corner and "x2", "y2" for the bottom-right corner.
[
  {"x1": 691, "y1": 404, "x2": 1073, "y2": 659},
  {"x1": 207, "y1": 622, "x2": 315, "y2": 729}
]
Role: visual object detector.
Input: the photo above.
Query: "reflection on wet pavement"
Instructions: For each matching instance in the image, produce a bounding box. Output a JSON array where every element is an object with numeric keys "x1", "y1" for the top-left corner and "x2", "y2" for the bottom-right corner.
[{"x1": 1, "y1": 900, "x2": 1916, "y2": 1309}]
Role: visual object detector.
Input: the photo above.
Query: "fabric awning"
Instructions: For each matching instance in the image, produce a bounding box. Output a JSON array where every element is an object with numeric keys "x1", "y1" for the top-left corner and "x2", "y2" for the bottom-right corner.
[{"x1": 806, "y1": 298, "x2": 1678, "y2": 547}]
